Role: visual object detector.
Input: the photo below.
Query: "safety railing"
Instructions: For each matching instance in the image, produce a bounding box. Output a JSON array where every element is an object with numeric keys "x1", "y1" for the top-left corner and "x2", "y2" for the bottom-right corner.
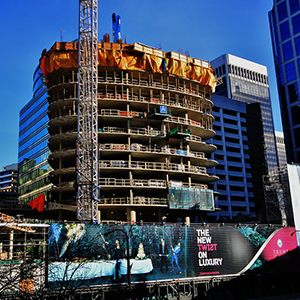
[
  {"x1": 131, "y1": 161, "x2": 166, "y2": 170},
  {"x1": 100, "y1": 144, "x2": 130, "y2": 151},
  {"x1": 99, "y1": 178, "x2": 166, "y2": 188},
  {"x1": 100, "y1": 109, "x2": 146, "y2": 118},
  {"x1": 98, "y1": 126, "x2": 166, "y2": 137},
  {"x1": 52, "y1": 181, "x2": 75, "y2": 189},
  {"x1": 99, "y1": 196, "x2": 167, "y2": 206},
  {"x1": 98, "y1": 76, "x2": 206, "y2": 99},
  {"x1": 185, "y1": 134, "x2": 203, "y2": 143},
  {"x1": 99, "y1": 108, "x2": 205, "y2": 130},
  {"x1": 97, "y1": 92, "x2": 211, "y2": 113},
  {"x1": 99, "y1": 143, "x2": 205, "y2": 158},
  {"x1": 167, "y1": 116, "x2": 202, "y2": 127},
  {"x1": 99, "y1": 126, "x2": 127, "y2": 134},
  {"x1": 99, "y1": 160, "x2": 207, "y2": 174},
  {"x1": 168, "y1": 163, "x2": 206, "y2": 174},
  {"x1": 168, "y1": 180, "x2": 208, "y2": 190},
  {"x1": 129, "y1": 127, "x2": 165, "y2": 137}
]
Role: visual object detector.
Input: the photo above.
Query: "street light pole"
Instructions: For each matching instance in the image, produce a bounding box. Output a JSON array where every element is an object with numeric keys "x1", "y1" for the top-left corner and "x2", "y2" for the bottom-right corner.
[
  {"x1": 125, "y1": 231, "x2": 131, "y2": 297},
  {"x1": 104, "y1": 224, "x2": 135, "y2": 299}
]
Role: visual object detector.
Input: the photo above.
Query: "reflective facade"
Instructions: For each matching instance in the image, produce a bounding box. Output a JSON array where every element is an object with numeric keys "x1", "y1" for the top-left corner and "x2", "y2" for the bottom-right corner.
[
  {"x1": 269, "y1": 0, "x2": 300, "y2": 163},
  {"x1": 275, "y1": 131, "x2": 288, "y2": 169},
  {"x1": 18, "y1": 67, "x2": 52, "y2": 204},
  {"x1": 0, "y1": 164, "x2": 18, "y2": 211},
  {"x1": 210, "y1": 54, "x2": 279, "y2": 174}
]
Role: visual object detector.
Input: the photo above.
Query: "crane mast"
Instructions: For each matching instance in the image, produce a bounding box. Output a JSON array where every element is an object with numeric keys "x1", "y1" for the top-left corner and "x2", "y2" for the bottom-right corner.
[{"x1": 77, "y1": 0, "x2": 99, "y2": 222}]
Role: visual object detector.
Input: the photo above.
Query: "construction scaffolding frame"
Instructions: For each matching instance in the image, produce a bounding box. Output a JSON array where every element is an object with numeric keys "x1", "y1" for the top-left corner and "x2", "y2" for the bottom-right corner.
[
  {"x1": 263, "y1": 167, "x2": 293, "y2": 226},
  {"x1": 0, "y1": 222, "x2": 48, "y2": 295},
  {"x1": 77, "y1": 0, "x2": 99, "y2": 222}
]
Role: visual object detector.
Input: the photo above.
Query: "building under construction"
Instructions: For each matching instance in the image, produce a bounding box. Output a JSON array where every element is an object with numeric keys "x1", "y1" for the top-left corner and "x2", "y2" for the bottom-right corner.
[{"x1": 40, "y1": 40, "x2": 218, "y2": 222}]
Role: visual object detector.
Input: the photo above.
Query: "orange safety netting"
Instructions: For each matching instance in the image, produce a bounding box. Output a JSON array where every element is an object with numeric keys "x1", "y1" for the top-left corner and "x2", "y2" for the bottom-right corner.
[{"x1": 40, "y1": 46, "x2": 216, "y2": 91}]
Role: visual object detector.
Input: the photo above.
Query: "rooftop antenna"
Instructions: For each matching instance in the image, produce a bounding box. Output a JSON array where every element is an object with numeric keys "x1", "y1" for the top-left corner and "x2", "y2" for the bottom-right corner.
[
  {"x1": 155, "y1": 42, "x2": 164, "y2": 50},
  {"x1": 112, "y1": 13, "x2": 121, "y2": 42},
  {"x1": 60, "y1": 30, "x2": 64, "y2": 42},
  {"x1": 177, "y1": 47, "x2": 184, "y2": 54}
]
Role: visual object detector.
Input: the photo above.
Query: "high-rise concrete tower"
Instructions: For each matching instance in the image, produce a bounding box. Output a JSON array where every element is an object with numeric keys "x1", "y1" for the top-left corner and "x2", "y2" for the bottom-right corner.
[{"x1": 210, "y1": 54, "x2": 279, "y2": 174}]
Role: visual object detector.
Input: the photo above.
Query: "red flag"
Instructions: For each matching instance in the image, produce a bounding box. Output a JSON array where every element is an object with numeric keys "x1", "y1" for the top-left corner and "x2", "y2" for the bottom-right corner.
[{"x1": 29, "y1": 194, "x2": 45, "y2": 212}]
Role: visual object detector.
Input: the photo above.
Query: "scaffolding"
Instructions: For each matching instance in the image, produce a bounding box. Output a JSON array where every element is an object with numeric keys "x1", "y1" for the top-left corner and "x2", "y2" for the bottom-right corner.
[
  {"x1": 263, "y1": 167, "x2": 293, "y2": 226},
  {"x1": 0, "y1": 221, "x2": 48, "y2": 296},
  {"x1": 77, "y1": 0, "x2": 99, "y2": 222}
]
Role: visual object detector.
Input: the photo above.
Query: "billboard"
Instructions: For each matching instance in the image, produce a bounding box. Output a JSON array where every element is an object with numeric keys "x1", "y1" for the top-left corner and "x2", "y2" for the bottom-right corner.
[
  {"x1": 48, "y1": 224, "x2": 299, "y2": 288},
  {"x1": 287, "y1": 164, "x2": 300, "y2": 231}
]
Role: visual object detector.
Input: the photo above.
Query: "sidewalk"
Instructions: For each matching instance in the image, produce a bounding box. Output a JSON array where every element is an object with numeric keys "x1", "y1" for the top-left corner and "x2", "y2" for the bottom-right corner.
[{"x1": 248, "y1": 293, "x2": 300, "y2": 300}]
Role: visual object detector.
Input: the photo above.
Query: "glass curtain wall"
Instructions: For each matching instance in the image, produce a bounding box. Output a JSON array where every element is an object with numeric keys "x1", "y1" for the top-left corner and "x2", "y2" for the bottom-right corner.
[{"x1": 18, "y1": 67, "x2": 52, "y2": 204}]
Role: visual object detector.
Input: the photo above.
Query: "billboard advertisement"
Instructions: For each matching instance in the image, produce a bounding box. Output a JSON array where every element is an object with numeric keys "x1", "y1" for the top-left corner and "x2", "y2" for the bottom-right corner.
[
  {"x1": 287, "y1": 164, "x2": 300, "y2": 231},
  {"x1": 48, "y1": 224, "x2": 300, "y2": 288}
]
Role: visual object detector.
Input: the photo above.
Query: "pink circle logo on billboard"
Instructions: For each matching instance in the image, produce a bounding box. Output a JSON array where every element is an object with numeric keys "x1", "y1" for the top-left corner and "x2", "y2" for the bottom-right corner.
[
  {"x1": 261, "y1": 227, "x2": 297, "y2": 261},
  {"x1": 277, "y1": 239, "x2": 283, "y2": 248}
]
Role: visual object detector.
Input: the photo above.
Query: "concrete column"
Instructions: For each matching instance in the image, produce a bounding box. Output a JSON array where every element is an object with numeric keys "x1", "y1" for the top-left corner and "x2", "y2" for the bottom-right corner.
[
  {"x1": 126, "y1": 207, "x2": 131, "y2": 222},
  {"x1": 186, "y1": 144, "x2": 190, "y2": 156},
  {"x1": 185, "y1": 216, "x2": 190, "y2": 226},
  {"x1": 130, "y1": 189, "x2": 133, "y2": 205},
  {"x1": 130, "y1": 210, "x2": 136, "y2": 223},
  {"x1": 97, "y1": 210, "x2": 101, "y2": 223},
  {"x1": 0, "y1": 242, "x2": 2, "y2": 259},
  {"x1": 9, "y1": 230, "x2": 14, "y2": 260}
]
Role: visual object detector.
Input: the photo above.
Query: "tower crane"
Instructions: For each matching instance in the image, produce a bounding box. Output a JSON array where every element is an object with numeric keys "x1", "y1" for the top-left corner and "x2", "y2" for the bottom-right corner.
[{"x1": 77, "y1": 0, "x2": 99, "y2": 222}]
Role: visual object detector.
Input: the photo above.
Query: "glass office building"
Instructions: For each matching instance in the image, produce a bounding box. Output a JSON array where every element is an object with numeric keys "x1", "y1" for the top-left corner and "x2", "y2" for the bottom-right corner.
[
  {"x1": 207, "y1": 95, "x2": 267, "y2": 222},
  {"x1": 210, "y1": 54, "x2": 279, "y2": 174},
  {"x1": 275, "y1": 131, "x2": 288, "y2": 169},
  {"x1": 269, "y1": 0, "x2": 300, "y2": 163},
  {"x1": 18, "y1": 67, "x2": 52, "y2": 204}
]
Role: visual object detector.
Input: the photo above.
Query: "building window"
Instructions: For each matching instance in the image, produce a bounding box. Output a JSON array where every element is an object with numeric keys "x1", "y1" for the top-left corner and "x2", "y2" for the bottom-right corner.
[
  {"x1": 295, "y1": 127, "x2": 300, "y2": 147},
  {"x1": 222, "y1": 64, "x2": 225, "y2": 75},
  {"x1": 280, "y1": 21, "x2": 291, "y2": 40},
  {"x1": 286, "y1": 61, "x2": 296, "y2": 81},
  {"x1": 288, "y1": 83, "x2": 299, "y2": 103},
  {"x1": 290, "y1": 0, "x2": 300, "y2": 14},
  {"x1": 291, "y1": 104, "x2": 300, "y2": 125},
  {"x1": 228, "y1": 64, "x2": 232, "y2": 74},
  {"x1": 293, "y1": 14, "x2": 300, "y2": 34},
  {"x1": 283, "y1": 41, "x2": 294, "y2": 60},
  {"x1": 223, "y1": 109, "x2": 237, "y2": 116},
  {"x1": 297, "y1": 58, "x2": 300, "y2": 76},
  {"x1": 226, "y1": 146, "x2": 240, "y2": 153},
  {"x1": 278, "y1": 1, "x2": 288, "y2": 20},
  {"x1": 295, "y1": 36, "x2": 300, "y2": 55}
]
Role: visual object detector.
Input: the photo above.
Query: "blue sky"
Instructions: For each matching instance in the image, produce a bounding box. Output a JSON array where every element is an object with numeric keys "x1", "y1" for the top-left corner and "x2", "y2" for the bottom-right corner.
[{"x1": 0, "y1": 0, "x2": 277, "y2": 168}]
